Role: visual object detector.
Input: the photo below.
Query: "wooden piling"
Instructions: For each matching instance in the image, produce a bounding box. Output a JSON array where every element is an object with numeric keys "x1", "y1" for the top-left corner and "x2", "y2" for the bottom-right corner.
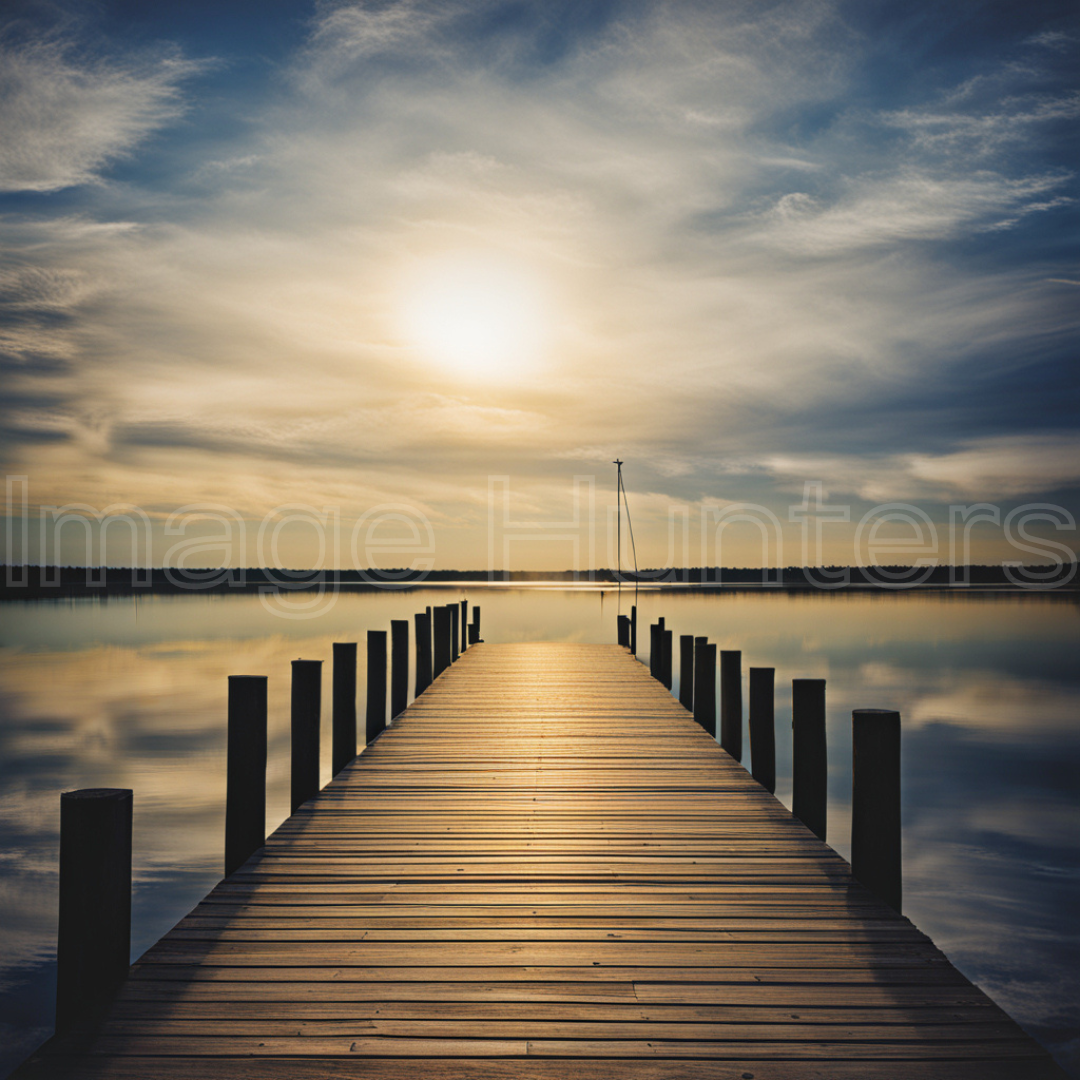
[
  {"x1": 290, "y1": 659, "x2": 321, "y2": 814},
  {"x1": 693, "y1": 640, "x2": 716, "y2": 737},
  {"x1": 679, "y1": 635, "x2": 694, "y2": 710},
  {"x1": 617, "y1": 614, "x2": 630, "y2": 647},
  {"x1": 792, "y1": 678, "x2": 827, "y2": 841},
  {"x1": 662, "y1": 628, "x2": 673, "y2": 690},
  {"x1": 225, "y1": 676, "x2": 267, "y2": 876},
  {"x1": 748, "y1": 667, "x2": 776, "y2": 794},
  {"x1": 460, "y1": 599, "x2": 468, "y2": 652},
  {"x1": 331, "y1": 644, "x2": 356, "y2": 777},
  {"x1": 390, "y1": 620, "x2": 409, "y2": 718},
  {"x1": 366, "y1": 631, "x2": 387, "y2": 744},
  {"x1": 433, "y1": 606, "x2": 452, "y2": 677},
  {"x1": 649, "y1": 624, "x2": 660, "y2": 679},
  {"x1": 852, "y1": 708, "x2": 902, "y2": 912},
  {"x1": 472, "y1": 605, "x2": 481, "y2": 642},
  {"x1": 630, "y1": 605, "x2": 637, "y2": 655},
  {"x1": 56, "y1": 788, "x2": 132, "y2": 1031},
  {"x1": 449, "y1": 604, "x2": 460, "y2": 662},
  {"x1": 414, "y1": 611, "x2": 432, "y2": 695},
  {"x1": 720, "y1": 649, "x2": 743, "y2": 762}
]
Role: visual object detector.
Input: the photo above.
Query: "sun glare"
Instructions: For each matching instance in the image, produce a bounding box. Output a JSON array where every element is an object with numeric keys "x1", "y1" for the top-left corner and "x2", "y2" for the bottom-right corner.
[{"x1": 399, "y1": 253, "x2": 548, "y2": 378}]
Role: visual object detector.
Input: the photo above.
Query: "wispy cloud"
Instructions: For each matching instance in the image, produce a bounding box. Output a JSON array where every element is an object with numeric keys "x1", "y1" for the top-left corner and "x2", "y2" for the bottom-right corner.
[
  {"x1": 308, "y1": 0, "x2": 446, "y2": 63},
  {"x1": 0, "y1": 32, "x2": 200, "y2": 192},
  {"x1": 758, "y1": 171, "x2": 1070, "y2": 252},
  {"x1": 764, "y1": 434, "x2": 1080, "y2": 502},
  {"x1": 882, "y1": 92, "x2": 1080, "y2": 156}
]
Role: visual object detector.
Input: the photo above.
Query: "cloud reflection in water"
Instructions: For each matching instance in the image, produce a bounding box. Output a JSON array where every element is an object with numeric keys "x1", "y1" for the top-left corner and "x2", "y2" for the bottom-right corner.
[{"x1": 0, "y1": 589, "x2": 1076, "y2": 1075}]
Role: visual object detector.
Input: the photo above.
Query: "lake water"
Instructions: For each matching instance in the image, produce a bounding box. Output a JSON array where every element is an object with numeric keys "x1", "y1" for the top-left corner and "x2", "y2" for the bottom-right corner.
[{"x1": 0, "y1": 586, "x2": 1077, "y2": 1076}]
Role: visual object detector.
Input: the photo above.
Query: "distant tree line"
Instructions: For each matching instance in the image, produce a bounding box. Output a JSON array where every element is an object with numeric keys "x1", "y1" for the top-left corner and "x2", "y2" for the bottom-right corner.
[{"x1": 1, "y1": 563, "x2": 1076, "y2": 598}]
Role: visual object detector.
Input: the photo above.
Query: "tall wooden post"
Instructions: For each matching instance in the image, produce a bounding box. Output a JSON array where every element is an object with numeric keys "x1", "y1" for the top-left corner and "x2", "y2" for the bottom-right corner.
[
  {"x1": 472, "y1": 605, "x2": 481, "y2": 643},
  {"x1": 390, "y1": 620, "x2": 409, "y2": 718},
  {"x1": 414, "y1": 611, "x2": 432, "y2": 695},
  {"x1": 290, "y1": 659, "x2": 321, "y2": 813},
  {"x1": 460, "y1": 599, "x2": 468, "y2": 652},
  {"x1": 449, "y1": 604, "x2": 460, "y2": 662},
  {"x1": 852, "y1": 709, "x2": 902, "y2": 912},
  {"x1": 366, "y1": 631, "x2": 387, "y2": 743},
  {"x1": 56, "y1": 788, "x2": 132, "y2": 1030},
  {"x1": 720, "y1": 650, "x2": 743, "y2": 762},
  {"x1": 630, "y1": 605, "x2": 637, "y2": 655},
  {"x1": 792, "y1": 678, "x2": 827, "y2": 841},
  {"x1": 662, "y1": 629, "x2": 673, "y2": 690},
  {"x1": 617, "y1": 615, "x2": 630, "y2": 647},
  {"x1": 693, "y1": 640, "x2": 716, "y2": 737},
  {"x1": 679, "y1": 635, "x2": 694, "y2": 710},
  {"x1": 331, "y1": 644, "x2": 356, "y2": 776},
  {"x1": 748, "y1": 667, "x2": 776, "y2": 793},
  {"x1": 226, "y1": 676, "x2": 267, "y2": 875},
  {"x1": 649, "y1": 624, "x2": 660, "y2": 679},
  {"x1": 433, "y1": 606, "x2": 451, "y2": 677}
]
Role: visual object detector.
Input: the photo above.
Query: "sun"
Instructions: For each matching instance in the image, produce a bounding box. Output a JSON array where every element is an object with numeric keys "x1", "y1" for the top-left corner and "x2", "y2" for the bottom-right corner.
[{"x1": 399, "y1": 252, "x2": 548, "y2": 378}]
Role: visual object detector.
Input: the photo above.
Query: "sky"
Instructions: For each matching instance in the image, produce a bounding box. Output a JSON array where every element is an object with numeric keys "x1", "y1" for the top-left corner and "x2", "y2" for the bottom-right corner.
[{"x1": 1, "y1": 0, "x2": 1078, "y2": 572}]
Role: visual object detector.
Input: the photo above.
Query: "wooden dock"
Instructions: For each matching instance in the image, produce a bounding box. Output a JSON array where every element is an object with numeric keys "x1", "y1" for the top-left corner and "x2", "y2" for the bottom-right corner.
[{"x1": 16, "y1": 643, "x2": 1066, "y2": 1079}]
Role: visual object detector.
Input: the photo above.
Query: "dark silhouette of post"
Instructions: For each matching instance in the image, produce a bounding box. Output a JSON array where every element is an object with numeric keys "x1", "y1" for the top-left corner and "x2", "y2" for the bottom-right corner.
[
  {"x1": 460, "y1": 599, "x2": 468, "y2": 652},
  {"x1": 720, "y1": 650, "x2": 743, "y2": 762},
  {"x1": 472, "y1": 605, "x2": 481, "y2": 643},
  {"x1": 290, "y1": 659, "x2": 321, "y2": 813},
  {"x1": 649, "y1": 624, "x2": 660, "y2": 679},
  {"x1": 331, "y1": 644, "x2": 356, "y2": 776},
  {"x1": 662, "y1": 628, "x2": 673, "y2": 690},
  {"x1": 226, "y1": 676, "x2": 267, "y2": 875},
  {"x1": 366, "y1": 631, "x2": 387, "y2": 743},
  {"x1": 414, "y1": 611, "x2": 432, "y2": 695},
  {"x1": 618, "y1": 615, "x2": 630, "y2": 647},
  {"x1": 630, "y1": 605, "x2": 637, "y2": 655},
  {"x1": 433, "y1": 606, "x2": 451, "y2": 677},
  {"x1": 792, "y1": 678, "x2": 827, "y2": 840},
  {"x1": 748, "y1": 667, "x2": 776, "y2": 793},
  {"x1": 390, "y1": 620, "x2": 409, "y2": 718},
  {"x1": 679, "y1": 635, "x2": 694, "y2": 710},
  {"x1": 449, "y1": 604, "x2": 460, "y2": 662},
  {"x1": 852, "y1": 709, "x2": 902, "y2": 912},
  {"x1": 56, "y1": 788, "x2": 132, "y2": 1030},
  {"x1": 693, "y1": 640, "x2": 716, "y2": 736}
]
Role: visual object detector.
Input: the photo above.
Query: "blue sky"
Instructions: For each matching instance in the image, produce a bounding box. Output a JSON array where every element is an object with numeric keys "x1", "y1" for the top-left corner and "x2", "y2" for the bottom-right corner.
[{"x1": 1, "y1": 0, "x2": 1077, "y2": 569}]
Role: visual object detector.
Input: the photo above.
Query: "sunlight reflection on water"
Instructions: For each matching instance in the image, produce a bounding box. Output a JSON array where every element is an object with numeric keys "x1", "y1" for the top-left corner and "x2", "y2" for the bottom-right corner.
[{"x1": 0, "y1": 587, "x2": 1077, "y2": 1075}]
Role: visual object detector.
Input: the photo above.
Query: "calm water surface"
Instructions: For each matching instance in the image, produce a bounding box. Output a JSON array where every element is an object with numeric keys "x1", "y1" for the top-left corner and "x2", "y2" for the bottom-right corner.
[{"x1": 0, "y1": 587, "x2": 1077, "y2": 1075}]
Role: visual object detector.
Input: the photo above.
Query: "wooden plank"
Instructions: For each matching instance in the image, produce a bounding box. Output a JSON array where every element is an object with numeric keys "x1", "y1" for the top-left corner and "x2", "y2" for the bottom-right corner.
[
  {"x1": 103, "y1": 1001, "x2": 1011, "y2": 1023},
  {"x1": 51, "y1": 1035, "x2": 1048, "y2": 1058},
  {"x1": 13, "y1": 643, "x2": 1067, "y2": 1080}
]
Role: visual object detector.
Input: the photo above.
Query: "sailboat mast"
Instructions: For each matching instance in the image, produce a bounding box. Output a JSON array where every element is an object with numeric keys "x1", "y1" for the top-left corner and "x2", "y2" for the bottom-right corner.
[{"x1": 613, "y1": 458, "x2": 623, "y2": 580}]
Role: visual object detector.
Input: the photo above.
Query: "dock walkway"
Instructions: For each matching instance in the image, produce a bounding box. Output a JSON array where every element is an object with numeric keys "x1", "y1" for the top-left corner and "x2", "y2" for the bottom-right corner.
[{"x1": 17, "y1": 643, "x2": 1065, "y2": 1078}]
